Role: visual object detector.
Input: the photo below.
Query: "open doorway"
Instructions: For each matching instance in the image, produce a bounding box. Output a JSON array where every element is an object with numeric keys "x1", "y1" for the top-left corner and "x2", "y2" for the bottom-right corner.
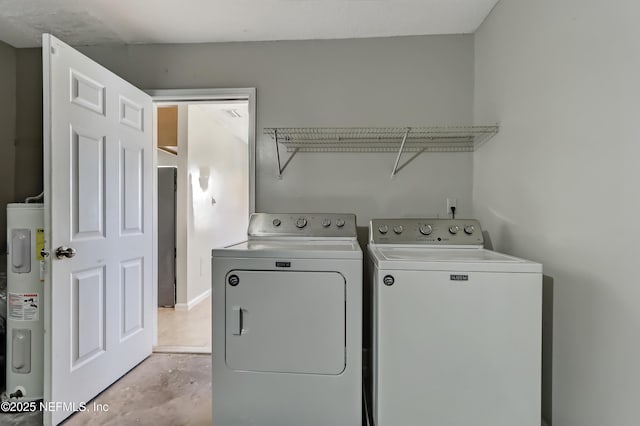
[{"x1": 151, "y1": 90, "x2": 255, "y2": 353}]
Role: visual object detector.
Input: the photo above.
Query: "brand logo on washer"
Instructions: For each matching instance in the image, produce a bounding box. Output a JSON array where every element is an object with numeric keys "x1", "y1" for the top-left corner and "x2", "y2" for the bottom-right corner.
[
  {"x1": 228, "y1": 274, "x2": 240, "y2": 286},
  {"x1": 450, "y1": 274, "x2": 469, "y2": 281},
  {"x1": 383, "y1": 275, "x2": 395, "y2": 286}
]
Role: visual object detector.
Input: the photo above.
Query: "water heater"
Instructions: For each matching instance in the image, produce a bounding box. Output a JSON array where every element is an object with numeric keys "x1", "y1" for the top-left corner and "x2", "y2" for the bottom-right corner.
[{"x1": 6, "y1": 203, "x2": 44, "y2": 400}]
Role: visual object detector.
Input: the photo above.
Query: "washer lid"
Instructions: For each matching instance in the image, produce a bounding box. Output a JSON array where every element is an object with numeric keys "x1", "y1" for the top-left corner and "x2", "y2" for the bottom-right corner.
[
  {"x1": 368, "y1": 246, "x2": 541, "y2": 273},
  {"x1": 213, "y1": 239, "x2": 362, "y2": 259}
]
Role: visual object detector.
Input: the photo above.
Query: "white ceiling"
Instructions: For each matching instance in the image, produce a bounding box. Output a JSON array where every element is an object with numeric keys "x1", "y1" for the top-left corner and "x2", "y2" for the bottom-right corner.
[{"x1": 0, "y1": 0, "x2": 499, "y2": 48}]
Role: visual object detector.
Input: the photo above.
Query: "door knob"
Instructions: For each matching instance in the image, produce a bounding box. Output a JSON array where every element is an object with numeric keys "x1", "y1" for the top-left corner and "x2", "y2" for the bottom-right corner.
[{"x1": 55, "y1": 246, "x2": 76, "y2": 259}]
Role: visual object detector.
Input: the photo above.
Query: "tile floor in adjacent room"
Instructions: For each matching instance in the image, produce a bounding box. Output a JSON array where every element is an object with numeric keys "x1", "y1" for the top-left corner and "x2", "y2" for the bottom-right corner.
[{"x1": 156, "y1": 295, "x2": 211, "y2": 353}]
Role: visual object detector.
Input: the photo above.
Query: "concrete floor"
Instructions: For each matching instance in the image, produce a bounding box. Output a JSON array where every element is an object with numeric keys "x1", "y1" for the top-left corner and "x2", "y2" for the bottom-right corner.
[
  {"x1": 1, "y1": 296, "x2": 212, "y2": 425},
  {"x1": 1, "y1": 353, "x2": 211, "y2": 426},
  {"x1": 0, "y1": 409, "x2": 42, "y2": 426}
]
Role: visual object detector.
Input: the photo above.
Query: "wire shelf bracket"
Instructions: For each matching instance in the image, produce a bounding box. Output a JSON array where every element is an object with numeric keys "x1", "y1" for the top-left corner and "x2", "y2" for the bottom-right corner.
[
  {"x1": 391, "y1": 128, "x2": 411, "y2": 178},
  {"x1": 273, "y1": 128, "x2": 301, "y2": 178}
]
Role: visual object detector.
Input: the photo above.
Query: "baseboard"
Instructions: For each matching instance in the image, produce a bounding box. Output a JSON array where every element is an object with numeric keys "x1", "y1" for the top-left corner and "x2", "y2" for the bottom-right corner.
[
  {"x1": 174, "y1": 288, "x2": 211, "y2": 311},
  {"x1": 153, "y1": 345, "x2": 211, "y2": 354}
]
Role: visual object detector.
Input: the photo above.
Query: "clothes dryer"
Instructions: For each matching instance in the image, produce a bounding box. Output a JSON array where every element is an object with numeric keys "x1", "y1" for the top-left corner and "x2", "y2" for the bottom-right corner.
[
  {"x1": 368, "y1": 218, "x2": 542, "y2": 426},
  {"x1": 212, "y1": 213, "x2": 362, "y2": 426}
]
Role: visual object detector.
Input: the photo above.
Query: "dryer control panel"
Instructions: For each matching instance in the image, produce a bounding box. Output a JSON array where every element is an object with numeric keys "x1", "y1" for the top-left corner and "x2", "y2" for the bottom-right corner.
[
  {"x1": 369, "y1": 218, "x2": 484, "y2": 246},
  {"x1": 248, "y1": 213, "x2": 357, "y2": 238}
]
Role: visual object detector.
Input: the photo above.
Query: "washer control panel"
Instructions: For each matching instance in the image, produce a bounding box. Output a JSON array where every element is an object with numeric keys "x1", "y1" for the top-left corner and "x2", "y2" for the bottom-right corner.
[
  {"x1": 248, "y1": 213, "x2": 357, "y2": 238},
  {"x1": 369, "y1": 218, "x2": 483, "y2": 245}
]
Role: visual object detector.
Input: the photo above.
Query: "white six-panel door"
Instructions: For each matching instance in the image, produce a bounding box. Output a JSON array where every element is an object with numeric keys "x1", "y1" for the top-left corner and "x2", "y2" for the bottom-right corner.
[{"x1": 43, "y1": 34, "x2": 153, "y2": 425}]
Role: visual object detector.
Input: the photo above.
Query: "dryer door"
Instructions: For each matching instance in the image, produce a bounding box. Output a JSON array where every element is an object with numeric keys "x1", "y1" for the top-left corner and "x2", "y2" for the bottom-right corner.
[{"x1": 225, "y1": 270, "x2": 346, "y2": 374}]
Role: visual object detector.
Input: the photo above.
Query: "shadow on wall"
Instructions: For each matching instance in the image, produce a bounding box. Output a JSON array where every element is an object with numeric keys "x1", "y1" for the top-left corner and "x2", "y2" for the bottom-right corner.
[
  {"x1": 198, "y1": 166, "x2": 210, "y2": 192},
  {"x1": 482, "y1": 229, "x2": 494, "y2": 250},
  {"x1": 542, "y1": 274, "x2": 554, "y2": 425},
  {"x1": 484, "y1": 229, "x2": 553, "y2": 425}
]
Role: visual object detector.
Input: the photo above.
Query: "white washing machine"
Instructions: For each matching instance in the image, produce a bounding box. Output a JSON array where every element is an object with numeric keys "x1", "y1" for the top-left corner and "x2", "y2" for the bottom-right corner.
[
  {"x1": 212, "y1": 213, "x2": 362, "y2": 426},
  {"x1": 368, "y1": 218, "x2": 542, "y2": 426}
]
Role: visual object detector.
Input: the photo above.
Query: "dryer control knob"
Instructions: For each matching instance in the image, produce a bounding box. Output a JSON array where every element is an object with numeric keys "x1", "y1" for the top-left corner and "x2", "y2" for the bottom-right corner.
[
  {"x1": 322, "y1": 218, "x2": 332, "y2": 227},
  {"x1": 464, "y1": 225, "x2": 475, "y2": 235},
  {"x1": 378, "y1": 224, "x2": 389, "y2": 234},
  {"x1": 272, "y1": 218, "x2": 281, "y2": 227},
  {"x1": 419, "y1": 224, "x2": 433, "y2": 235},
  {"x1": 296, "y1": 218, "x2": 307, "y2": 228},
  {"x1": 336, "y1": 218, "x2": 345, "y2": 228},
  {"x1": 449, "y1": 225, "x2": 460, "y2": 235},
  {"x1": 393, "y1": 225, "x2": 404, "y2": 234}
]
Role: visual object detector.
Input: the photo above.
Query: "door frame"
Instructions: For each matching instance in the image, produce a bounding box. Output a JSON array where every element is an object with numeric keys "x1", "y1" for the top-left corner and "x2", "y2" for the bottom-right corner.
[{"x1": 147, "y1": 88, "x2": 256, "y2": 347}]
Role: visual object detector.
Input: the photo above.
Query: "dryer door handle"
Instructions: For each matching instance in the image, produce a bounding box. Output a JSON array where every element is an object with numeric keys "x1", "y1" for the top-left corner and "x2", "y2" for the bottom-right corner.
[{"x1": 231, "y1": 306, "x2": 243, "y2": 335}]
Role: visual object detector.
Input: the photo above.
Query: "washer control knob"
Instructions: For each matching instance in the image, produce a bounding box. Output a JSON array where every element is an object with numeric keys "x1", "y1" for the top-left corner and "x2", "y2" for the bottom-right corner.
[
  {"x1": 419, "y1": 224, "x2": 433, "y2": 236},
  {"x1": 272, "y1": 218, "x2": 281, "y2": 227},
  {"x1": 464, "y1": 225, "x2": 475, "y2": 235},
  {"x1": 322, "y1": 218, "x2": 332, "y2": 227},
  {"x1": 378, "y1": 224, "x2": 389, "y2": 234},
  {"x1": 336, "y1": 218, "x2": 345, "y2": 228},
  {"x1": 296, "y1": 217, "x2": 307, "y2": 229},
  {"x1": 393, "y1": 225, "x2": 404, "y2": 234},
  {"x1": 449, "y1": 225, "x2": 460, "y2": 235}
]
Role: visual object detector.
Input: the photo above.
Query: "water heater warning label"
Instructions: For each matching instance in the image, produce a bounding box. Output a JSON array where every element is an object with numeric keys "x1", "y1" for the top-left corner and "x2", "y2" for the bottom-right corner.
[{"x1": 9, "y1": 292, "x2": 39, "y2": 321}]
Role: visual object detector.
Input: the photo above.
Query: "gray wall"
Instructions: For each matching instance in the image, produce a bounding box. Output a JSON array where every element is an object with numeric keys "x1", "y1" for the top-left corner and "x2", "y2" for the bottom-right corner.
[
  {"x1": 14, "y1": 49, "x2": 43, "y2": 201},
  {"x1": 76, "y1": 35, "x2": 475, "y2": 223},
  {"x1": 0, "y1": 47, "x2": 42, "y2": 273},
  {"x1": 0, "y1": 41, "x2": 16, "y2": 272},
  {"x1": 474, "y1": 0, "x2": 640, "y2": 425}
]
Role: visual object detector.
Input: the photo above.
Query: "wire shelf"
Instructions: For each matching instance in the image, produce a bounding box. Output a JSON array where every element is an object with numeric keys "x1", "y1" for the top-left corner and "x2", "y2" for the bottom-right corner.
[
  {"x1": 264, "y1": 126, "x2": 498, "y2": 152},
  {"x1": 264, "y1": 125, "x2": 499, "y2": 177}
]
